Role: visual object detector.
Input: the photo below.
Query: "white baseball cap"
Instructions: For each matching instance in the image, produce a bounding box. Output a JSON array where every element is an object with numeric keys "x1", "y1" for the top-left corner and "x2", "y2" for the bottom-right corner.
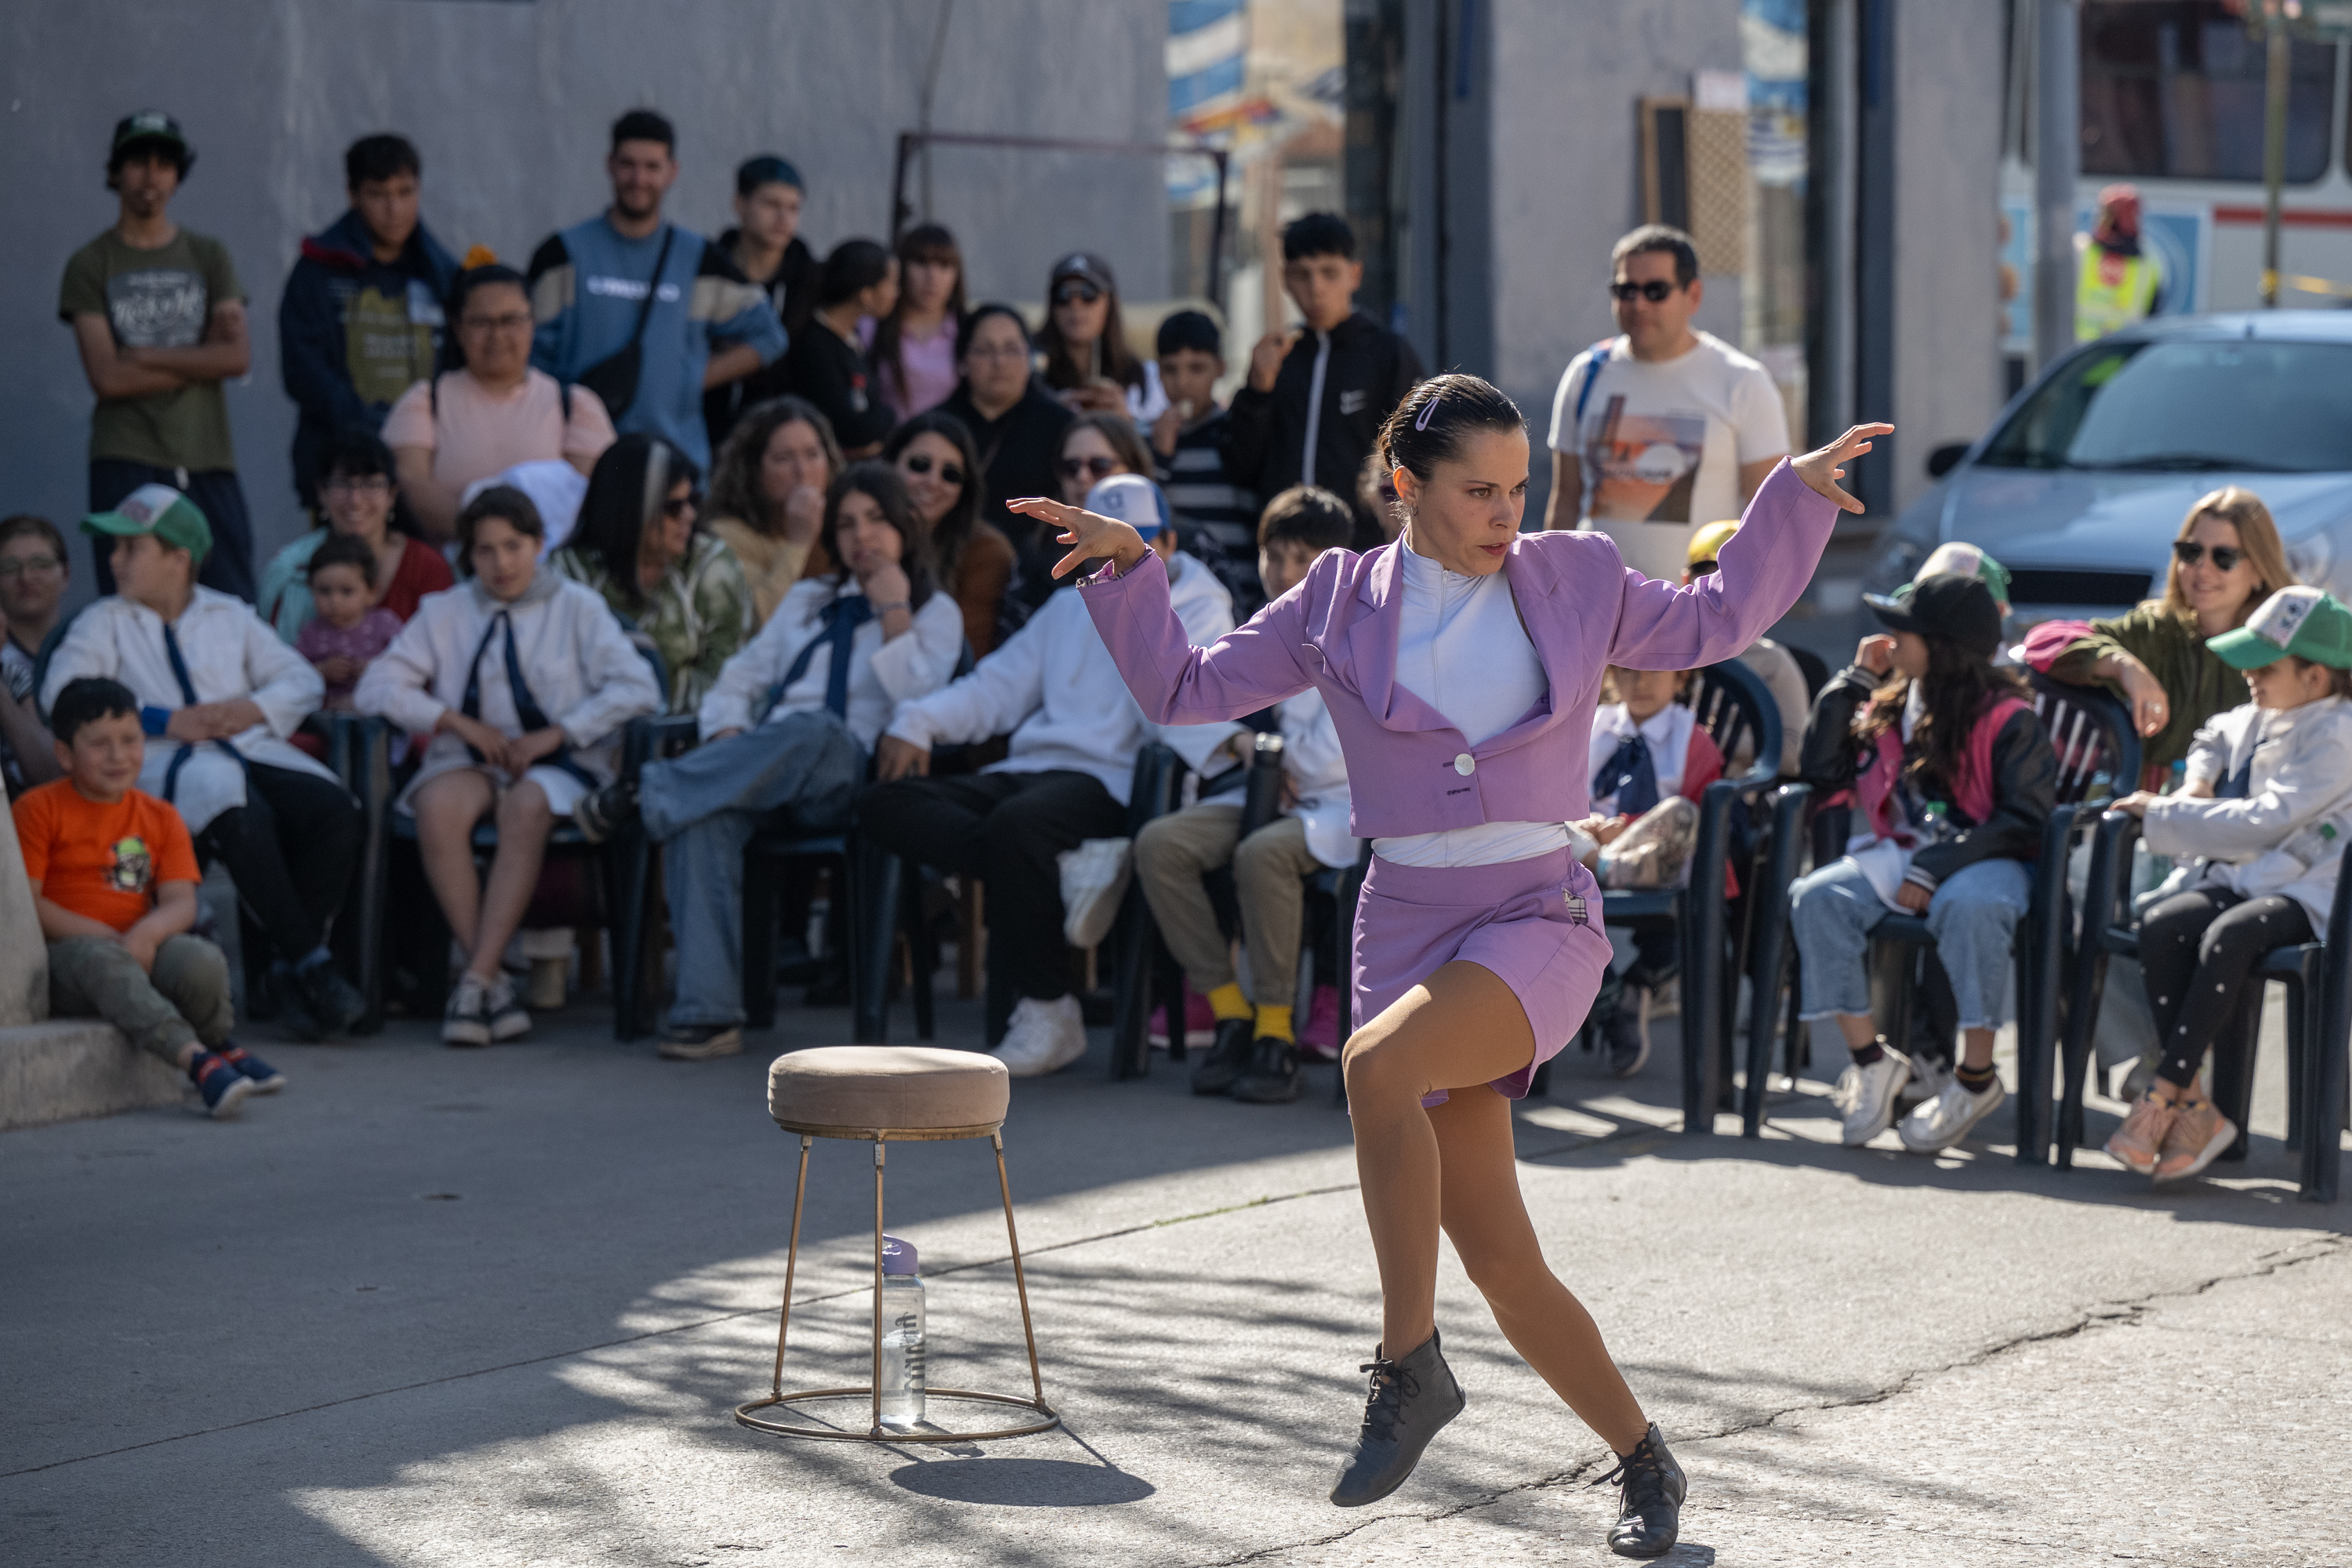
[{"x1": 1083, "y1": 473, "x2": 1170, "y2": 541}]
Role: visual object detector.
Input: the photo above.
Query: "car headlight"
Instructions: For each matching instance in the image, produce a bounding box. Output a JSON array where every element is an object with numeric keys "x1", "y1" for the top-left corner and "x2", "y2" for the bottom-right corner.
[
  {"x1": 1866, "y1": 535, "x2": 1928, "y2": 597},
  {"x1": 2288, "y1": 531, "x2": 2337, "y2": 597}
]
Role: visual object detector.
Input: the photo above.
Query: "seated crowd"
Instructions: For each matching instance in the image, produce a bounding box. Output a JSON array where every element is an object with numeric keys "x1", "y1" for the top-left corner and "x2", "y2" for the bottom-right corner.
[{"x1": 19, "y1": 103, "x2": 2328, "y2": 1192}]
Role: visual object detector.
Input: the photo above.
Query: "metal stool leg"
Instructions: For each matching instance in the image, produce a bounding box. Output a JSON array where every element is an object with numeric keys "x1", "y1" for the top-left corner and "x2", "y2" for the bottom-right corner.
[
  {"x1": 994, "y1": 1131, "x2": 1048, "y2": 1410},
  {"x1": 870, "y1": 1141, "x2": 886, "y2": 1437},
  {"x1": 765, "y1": 1135, "x2": 813, "y2": 1399}
]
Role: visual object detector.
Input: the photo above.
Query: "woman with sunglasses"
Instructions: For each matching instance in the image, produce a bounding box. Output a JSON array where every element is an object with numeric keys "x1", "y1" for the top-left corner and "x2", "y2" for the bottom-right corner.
[
  {"x1": 885, "y1": 411, "x2": 1016, "y2": 657},
  {"x1": 552, "y1": 434, "x2": 751, "y2": 714},
  {"x1": 706, "y1": 396, "x2": 844, "y2": 628},
  {"x1": 1036, "y1": 252, "x2": 1167, "y2": 421},
  {"x1": 2039, "y1": 488, "x2": 2295, "y2": 771},
  {"x1": 1057, "y1": 413, "x2": 1153, "y2": 505}
]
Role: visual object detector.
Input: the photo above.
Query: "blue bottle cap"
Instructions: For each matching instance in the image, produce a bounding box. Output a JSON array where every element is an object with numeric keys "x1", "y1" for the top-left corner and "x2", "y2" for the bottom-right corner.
[{"x1": 881, "y1": 1234, "x2": 920, "y2": 1276}]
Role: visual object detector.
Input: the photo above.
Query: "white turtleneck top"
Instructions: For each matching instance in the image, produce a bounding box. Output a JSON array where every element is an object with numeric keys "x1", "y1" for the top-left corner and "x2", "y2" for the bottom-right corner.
[{"x1": 1371, "y1": 539, "x2": 1574, "y2": 867}]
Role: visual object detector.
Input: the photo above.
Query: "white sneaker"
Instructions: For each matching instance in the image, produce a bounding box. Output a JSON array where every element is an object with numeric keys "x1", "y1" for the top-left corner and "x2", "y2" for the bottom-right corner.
[
  {"x1": 1898, "y1": 1054, "x2": 1952, "y2": 1112},
  {"x1": 1899, "y1": 1074, "x2": 2006, "y2": 1155},
  {"x1": 1057, "y1": 838, "x2": 1132, "y2": 949},
  {"x1": 992, "y1": 995, "x2": 1089, "y2": 1077},
  {"x1": 1830, "y1": 1046, "x2": 1912, "y2": 1147}
]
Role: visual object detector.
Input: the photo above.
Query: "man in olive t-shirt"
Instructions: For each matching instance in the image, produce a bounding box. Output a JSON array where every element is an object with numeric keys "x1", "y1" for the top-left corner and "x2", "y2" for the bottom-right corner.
[{"x1": 59, "y1": 112, "x2": 256, "y2": 601}]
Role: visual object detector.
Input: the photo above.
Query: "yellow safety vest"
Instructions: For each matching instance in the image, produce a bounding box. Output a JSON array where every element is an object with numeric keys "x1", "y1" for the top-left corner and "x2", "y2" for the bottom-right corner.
[{"x1": 2076, "y1": 240, "x2": 2160, "y2": 341}]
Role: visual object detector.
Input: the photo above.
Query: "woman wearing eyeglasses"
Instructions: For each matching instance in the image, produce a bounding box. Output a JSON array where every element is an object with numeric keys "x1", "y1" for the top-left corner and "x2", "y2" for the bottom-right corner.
[
  {"x1": 256, "y1": 429, "x2": 456, "y2": 644},
  {"x1": 1036, "y1": 252, "x2": 1167, "y2": 422},
  {"x1": 552, "y1": 434, "x2": 750, "y2": 715},
  {"x1": 0, "y1": 514, "x2": 71, "y2": 791},
  {"x1": 884, "y1": 412, "x2": 1015, "y2": 657},
  {"x1": 384, "y1": 263, "x2": 617, "y2": 544},
  {"x1": 2039, "y1": 488, "x2": 2296, "y2": 771}
]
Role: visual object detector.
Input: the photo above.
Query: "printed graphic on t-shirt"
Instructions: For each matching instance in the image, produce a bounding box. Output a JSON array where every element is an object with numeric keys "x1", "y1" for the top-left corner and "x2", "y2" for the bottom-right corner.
[
  {"x1": 1583, "y1": 397, "x2": 1705, "y2": 523},
  {"x1": 106, "y1": 834, "x2": 153, "y2": 895},
  {"x1": 345, "y1": 283, "x2": 438, "y2": 408},
  {"x1": 105, "y1": 267, "x2": 209, "y2": 348}
]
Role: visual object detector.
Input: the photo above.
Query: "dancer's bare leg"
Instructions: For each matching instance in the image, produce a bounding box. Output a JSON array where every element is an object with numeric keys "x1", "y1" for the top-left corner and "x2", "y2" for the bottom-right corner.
[
  {"x1": 1341, "y1": 961, "x2": 1548, "y2": 1348},
  {"x1": 1429, "y1": 1084, "x2": 1649, "y2": 1452}
]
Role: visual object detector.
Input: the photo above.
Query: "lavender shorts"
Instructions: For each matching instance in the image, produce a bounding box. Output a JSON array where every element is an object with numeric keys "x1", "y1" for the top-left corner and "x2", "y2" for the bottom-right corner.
[{"x1": 1350, "y1": 848, "x2": 1613, "y2": 1106}]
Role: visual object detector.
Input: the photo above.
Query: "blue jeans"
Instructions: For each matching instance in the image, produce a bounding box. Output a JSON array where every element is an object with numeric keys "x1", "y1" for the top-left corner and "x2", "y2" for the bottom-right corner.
[
  {"x1": 641, "y1": 711, "x2": 868, "y2": 1029},
  {"x1": 1789, "y1": 854, "x2": 2031, "y2": 1033}
]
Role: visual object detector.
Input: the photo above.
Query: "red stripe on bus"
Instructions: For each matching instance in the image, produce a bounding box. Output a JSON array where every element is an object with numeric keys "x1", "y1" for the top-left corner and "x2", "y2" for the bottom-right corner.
[{"x1": 2212, "y1": 205, "x2": 2352, "y2": 227}]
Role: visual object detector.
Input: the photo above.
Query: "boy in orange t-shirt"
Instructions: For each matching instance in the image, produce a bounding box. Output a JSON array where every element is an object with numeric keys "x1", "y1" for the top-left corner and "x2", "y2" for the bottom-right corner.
[{"x1": 14, "y1": 677, "x2": 281, "y2": 1117}]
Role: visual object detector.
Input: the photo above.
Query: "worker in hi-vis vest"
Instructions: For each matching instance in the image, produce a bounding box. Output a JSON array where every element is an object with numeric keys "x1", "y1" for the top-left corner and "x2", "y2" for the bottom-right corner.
[{"x1": 2076, "y1": 182, "x2": 2163, "y2": 341}]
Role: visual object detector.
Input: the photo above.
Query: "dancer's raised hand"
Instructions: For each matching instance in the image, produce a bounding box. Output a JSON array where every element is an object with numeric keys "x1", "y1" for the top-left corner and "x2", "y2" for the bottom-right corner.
[
  {"x1": 1791, "y1": 423, "x2": 1893, "y2": 514},
  {"x1": 1005, "y1": 495, "x2": 1152, "y2": 580}
]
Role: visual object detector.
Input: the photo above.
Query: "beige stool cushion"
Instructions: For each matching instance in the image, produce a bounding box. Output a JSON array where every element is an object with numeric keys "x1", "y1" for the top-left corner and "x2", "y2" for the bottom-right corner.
[{"x1": 768, "y1": 1047, "x2": 1011, "y2": 1134}]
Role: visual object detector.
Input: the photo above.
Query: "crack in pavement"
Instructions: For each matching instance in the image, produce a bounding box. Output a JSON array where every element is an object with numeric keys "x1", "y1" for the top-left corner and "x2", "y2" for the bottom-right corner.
[{"x1": 1187, "y1": 1234, "x2": 2350, "y2": 1568}]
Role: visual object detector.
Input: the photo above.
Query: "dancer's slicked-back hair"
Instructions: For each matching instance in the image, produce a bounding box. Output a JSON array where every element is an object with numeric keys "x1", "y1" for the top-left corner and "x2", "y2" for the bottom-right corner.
[{"x1": 1377, "y1": 373, "x2": 1524, "y2": 487}]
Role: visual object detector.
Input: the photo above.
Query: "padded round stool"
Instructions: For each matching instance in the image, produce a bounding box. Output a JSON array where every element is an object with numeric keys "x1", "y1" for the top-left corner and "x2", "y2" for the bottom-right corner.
[{"x1": 735, "y1": 1046, "x2": 1058, "y2": 1443}]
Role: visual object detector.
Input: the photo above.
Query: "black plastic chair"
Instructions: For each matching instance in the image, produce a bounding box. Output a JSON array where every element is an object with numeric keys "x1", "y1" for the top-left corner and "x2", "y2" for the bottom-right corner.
[
  {"x1": 1538, "y1": 659, "x2": 1780, "y2": 1134},
  {"x1": 307, "y1": 712, "x2": 393, "y2": 1035},
  {"x1": 2061, "y1": 809, "x2": 2347, "y2": 1202}
]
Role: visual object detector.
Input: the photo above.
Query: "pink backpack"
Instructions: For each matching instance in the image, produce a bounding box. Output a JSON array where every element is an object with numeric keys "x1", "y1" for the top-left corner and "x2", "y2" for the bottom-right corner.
[{"x1": 1852, "y1": 695, "x2": 2033, "y2": 846}]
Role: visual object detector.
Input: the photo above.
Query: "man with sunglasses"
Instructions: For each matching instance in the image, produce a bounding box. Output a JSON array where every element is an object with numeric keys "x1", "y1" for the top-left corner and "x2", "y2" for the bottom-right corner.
[{"x1": 1543, "y1": 225, "x2": 1788, "y2": 583}]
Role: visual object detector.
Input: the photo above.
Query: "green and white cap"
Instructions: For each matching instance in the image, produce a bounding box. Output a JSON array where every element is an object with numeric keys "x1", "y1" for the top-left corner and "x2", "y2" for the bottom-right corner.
[
  {"x1": 1916, "y1": 541, "x2": 2011, "y2": 604},
  {"x1": 2207, "y1": 585, "x2": 2352, "y2": 670},
  {"x1": 80, "y1": 484, "x2": 212, "y2": 564}
]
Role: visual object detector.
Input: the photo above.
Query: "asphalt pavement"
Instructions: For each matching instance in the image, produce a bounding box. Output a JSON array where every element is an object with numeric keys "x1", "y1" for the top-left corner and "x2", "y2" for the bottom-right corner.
[{"x1": 2, "y1": 989, "x2": 2344, "y2": 1567}]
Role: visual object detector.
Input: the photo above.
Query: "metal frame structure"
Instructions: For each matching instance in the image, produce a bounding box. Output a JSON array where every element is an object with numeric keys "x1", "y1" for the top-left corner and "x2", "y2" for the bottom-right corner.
[{"x1": 889, "y1": 131, "x2": 1232, "y2": 311}]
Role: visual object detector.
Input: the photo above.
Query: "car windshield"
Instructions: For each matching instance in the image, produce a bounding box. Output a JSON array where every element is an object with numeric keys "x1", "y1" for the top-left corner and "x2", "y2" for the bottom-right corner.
[{"x1": 1977, "y1": 339, "x2": 2352, "y2": 474}]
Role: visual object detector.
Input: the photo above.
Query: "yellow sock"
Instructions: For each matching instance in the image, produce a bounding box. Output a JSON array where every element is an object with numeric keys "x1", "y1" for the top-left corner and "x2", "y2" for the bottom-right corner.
[
  {"x1": 1206, "y1": 982, "x2": 1251, "y2": 1022},
  {"x1": 1254, "y1": 1004, "x2": 1295, "y2": 1043}
]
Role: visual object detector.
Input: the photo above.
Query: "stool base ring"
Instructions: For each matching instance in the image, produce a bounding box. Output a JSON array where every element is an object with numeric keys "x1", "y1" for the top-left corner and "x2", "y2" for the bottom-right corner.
[{"x1": 735, "y1": 1386, "x2": 1059, "y2": 1443}]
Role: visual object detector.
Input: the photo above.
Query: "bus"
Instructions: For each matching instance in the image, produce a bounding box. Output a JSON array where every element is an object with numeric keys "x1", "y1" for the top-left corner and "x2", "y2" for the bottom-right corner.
[{"x1": 1998, "y1": 1, "x2": 2352, "y2": 377}]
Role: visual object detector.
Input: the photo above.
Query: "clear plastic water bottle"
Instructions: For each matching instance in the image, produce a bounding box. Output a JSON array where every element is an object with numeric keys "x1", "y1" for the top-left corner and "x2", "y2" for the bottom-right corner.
[{"x1": 878, "y1": 1235, "x2": 926, "y2": 1428}]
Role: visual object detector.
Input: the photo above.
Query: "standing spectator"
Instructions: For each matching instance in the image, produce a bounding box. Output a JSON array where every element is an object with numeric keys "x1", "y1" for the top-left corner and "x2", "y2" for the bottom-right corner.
[
  {"x1": 864, "y1": 224, "x2": 967, "y2": 423},
  {"x1": 278, "y1": 134, "x2": 461, "y2": 514},
  {"x1": 706, "y1": 397, "x2": 843, "y2": 628},
  {"x1": 17, "y1": 677, "x2": 278, "y2": 1117},
  {"x1": 703, "y1": 155, "x2": 818, "y2": 448},
  {"x1": 886, "y1": 412, "x2": 1016, "y2": 657},
  {"x1": 385, "y1": 263, "x2": 616, "y2": 542},
  {"x1": 257, "y1": 430, "x2": 454, "y2": 641},
  {"x1": 939, "y1": 304, "x2": 1074, "y2": 546},
  {"x1": 0, "y1": 516, "x2": 71, "y2": 793},
  {"x1": 294, "y1": 532, "x2": 402, "y2": 712},
  {"x1": 1036, "y1": 252, "x2": 1167, "y2": 421},
  {"x1": 526, "y1": 109, "x2": 783, "y2": 471},
  {"x1": 1543, "y1": 224, "x2": 1790, "y2": 583},
  {"x1": 863, "y1": 478, "x2": 1240, "y2": 1076},
  {"x1": 783, "y1": 240, "x2": 900, "y2": 459},
  {"x1": 552, "y1": 434, "x2": 750, "y2": 714},
  {"x1": 44, "y1": 485, "x2": 368, "y2": 1041},
  {"x1": 357, "y1": 487, "x2": 662, "y2": 1045},
  {"x1": 571, "y1": 464, "x2": 967, "y2": 1056},
  {"x1": 1150, "y1": 309, "x2": 1260, "y2": 612},
  {"x1": 2078, "y1": 183, "x2": 2164, "y2": 342},
  {"x1": 60, "y1": 112, "x2": 256, "y2": 601},
  {"x1": 1228, "y1": 212, "x2": 1422, "y2": 550}
]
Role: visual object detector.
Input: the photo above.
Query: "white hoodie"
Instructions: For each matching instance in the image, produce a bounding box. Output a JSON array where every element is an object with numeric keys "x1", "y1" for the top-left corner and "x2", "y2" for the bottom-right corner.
[
  {"x1": 886, "y1": 550, "x2": 1241, "y2": 804},
  {"x1": 2142, "y1": 694, "x2": 2352, "y2": 937}
]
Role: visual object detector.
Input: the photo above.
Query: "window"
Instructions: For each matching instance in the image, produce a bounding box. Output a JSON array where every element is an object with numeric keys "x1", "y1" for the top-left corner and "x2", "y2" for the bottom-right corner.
[
  {"x1": 1978, "y1": 338, "x2": 2352, "y2": 474},
  {"x1": 2080, "y1": 2, "x2": 2334, "y2": 183}
]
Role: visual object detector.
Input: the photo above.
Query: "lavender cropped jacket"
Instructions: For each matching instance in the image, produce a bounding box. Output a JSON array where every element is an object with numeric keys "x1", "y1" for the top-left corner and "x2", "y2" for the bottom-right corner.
[{"x1": 1078, "y1": 460, "x2": 1837, "y2": 842}]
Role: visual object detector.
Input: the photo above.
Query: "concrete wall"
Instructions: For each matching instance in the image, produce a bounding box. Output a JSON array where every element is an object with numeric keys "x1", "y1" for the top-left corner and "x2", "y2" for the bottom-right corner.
[
  {"x1": 1887, "y1": 0, "x2": 2005, "y2": 515},
  {"x1": 0, "y1": 0, "x2": 1167, "y2": 608}
]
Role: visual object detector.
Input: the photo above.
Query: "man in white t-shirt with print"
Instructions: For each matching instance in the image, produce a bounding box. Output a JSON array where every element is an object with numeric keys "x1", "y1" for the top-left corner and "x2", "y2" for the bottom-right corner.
[{"x1": 1543, "y1": 224, "x2": 1789, "y2": 583}]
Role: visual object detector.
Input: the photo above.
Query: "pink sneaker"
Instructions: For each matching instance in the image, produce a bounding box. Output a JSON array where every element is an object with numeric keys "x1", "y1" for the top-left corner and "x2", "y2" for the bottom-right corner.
[
  {"x1": 1150, "y1": 988, "x2": 1217, "y2": 1051},
  {"x1": 1298, "y1": 985, "x2": 1343, "y2": 1061},
  {"x1": 2153, "y1": 1091, "x2": 2238, "y2": 1184}
]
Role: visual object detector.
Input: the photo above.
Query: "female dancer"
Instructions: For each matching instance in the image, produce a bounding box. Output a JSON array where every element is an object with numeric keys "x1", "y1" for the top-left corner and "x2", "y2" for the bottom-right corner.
[{"x1": 1012, "y1": 374, "x2": 1882, "y2": 1556}]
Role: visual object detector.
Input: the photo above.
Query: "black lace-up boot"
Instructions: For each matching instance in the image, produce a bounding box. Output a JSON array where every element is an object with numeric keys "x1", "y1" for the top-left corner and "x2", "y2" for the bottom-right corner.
[
  {"x1": 1328, "y1": 1330, "x2": 1465, "y2": 1506},
  {"x1": 1593, "y1": 1422, "x2": 1686, "y2": 1557}
]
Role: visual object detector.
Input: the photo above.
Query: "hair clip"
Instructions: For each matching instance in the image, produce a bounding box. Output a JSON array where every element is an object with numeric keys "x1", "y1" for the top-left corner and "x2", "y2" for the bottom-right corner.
[{"x1": 1414, "y1": 396, "x2": 1439, "y2": 431}]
